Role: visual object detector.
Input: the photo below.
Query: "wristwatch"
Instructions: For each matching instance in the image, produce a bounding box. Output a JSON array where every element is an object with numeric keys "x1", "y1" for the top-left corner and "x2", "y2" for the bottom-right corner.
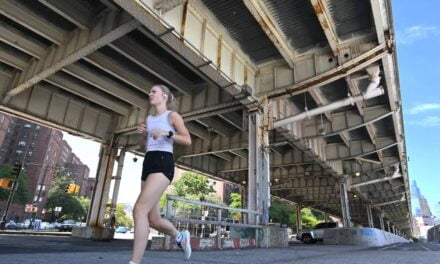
[{"x1": 167, "y1": 131, "x2": 174, "y2": 138}]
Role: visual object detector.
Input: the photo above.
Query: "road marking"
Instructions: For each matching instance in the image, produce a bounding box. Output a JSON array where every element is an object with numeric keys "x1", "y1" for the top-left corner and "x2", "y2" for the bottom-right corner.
[
  {"x1": 420, "y1": 245, "x2": 431, "y2": 251},
  {"x1": 378, "y1": 244, "x2": 398, "y2": 250}
]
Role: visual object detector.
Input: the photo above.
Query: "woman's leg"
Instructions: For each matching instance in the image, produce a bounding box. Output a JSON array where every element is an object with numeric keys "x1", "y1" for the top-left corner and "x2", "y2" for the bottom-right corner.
[
  {"x1": 148, "y1": 202, "x2": 179, "y2": 238},
  {"x1": 131, "y1": 173, "x2": 170, "y2": 264}
]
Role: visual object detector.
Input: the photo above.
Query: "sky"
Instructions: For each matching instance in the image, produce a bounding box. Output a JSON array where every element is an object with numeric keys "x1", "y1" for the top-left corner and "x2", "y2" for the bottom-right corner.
[
  {"x1": 62, "y1": 0, "x2": 440, "y2": 216},
  {"x1": 393, "y1": 0, "x2": 440, "y2": 216},
  {"x1": 62, "y1": 133, "x2": 143, "y2": 204}
]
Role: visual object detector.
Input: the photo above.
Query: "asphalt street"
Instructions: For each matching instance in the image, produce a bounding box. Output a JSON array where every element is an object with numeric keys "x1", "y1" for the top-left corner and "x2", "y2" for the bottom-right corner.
[{"x1": 1, "y1": 234, "x2": 439, "y2": 264}]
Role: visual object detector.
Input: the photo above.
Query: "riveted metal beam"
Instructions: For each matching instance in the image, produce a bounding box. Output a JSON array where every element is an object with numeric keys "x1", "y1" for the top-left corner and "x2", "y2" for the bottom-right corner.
[{"x1": 5, "y1": 11, "x2": 139, "y2": 98}]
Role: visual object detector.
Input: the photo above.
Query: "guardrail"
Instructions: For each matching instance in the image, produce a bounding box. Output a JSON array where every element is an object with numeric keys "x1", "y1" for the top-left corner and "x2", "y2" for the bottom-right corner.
[{"x1": 165, "y1": 195, "x2": 261, "y2": 248}]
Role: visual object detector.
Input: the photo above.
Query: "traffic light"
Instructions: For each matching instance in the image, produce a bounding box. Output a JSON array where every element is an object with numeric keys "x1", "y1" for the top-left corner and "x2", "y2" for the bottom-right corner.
[
  {"x1": 11, "y1": 163, "x2": 22, "y2": 177},
  {"x1": 74, "y1": 184, "x2": 80, "y2": 194},
  {"x1": 64, "y1": 183, "x2": 75, "y2": 194},
  {"x1": 0, "y1": 178, "x2": 12, "y2": 189}
]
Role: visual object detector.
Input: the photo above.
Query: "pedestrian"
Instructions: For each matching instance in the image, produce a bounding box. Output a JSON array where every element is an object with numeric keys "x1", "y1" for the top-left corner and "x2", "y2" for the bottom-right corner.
[{"x1": 129, "y1": 84, "x2": 192, "y2": 264}]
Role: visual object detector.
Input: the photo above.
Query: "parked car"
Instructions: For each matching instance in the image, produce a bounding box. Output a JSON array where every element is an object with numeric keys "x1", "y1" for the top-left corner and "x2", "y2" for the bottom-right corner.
[
  {"x1": 5, "y1": 220, "x2": 17, "y2": 230},
  {"x1": 56, "y1": 220, "x2": 78, "y2": 232},
  {"x1": 296, "y1": 222, "x2": 340, "y2": 243},
  {"x1": 115, "y1": 226, "x2": 128, "y2": 233},
  {"x1": 40, "y1": 222, "x2": 55, "y2": 230}
]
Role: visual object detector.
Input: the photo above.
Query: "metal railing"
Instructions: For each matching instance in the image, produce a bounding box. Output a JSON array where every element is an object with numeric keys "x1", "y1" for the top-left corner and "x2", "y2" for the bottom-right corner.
[{"x1": 165, "y1": 195, "x2": 261, "y2": 248}]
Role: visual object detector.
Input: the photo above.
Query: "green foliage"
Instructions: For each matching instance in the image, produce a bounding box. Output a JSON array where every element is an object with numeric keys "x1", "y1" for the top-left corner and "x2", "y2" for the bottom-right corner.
[
  {"x1": 269, "y1": 200, "x2": 323, "y2": 230},
  {"x1": 48, "y1": 168, "x2": 73, "y2": 196},
  {"x1": 0, "y1": 164, "x2": 31, "y2": 205},
  {"x1": 173, "y1": 172, "x2": 215, "y2": 197},
  {"x1": 269, "y1": 200, "x2": 296, "y2": 228},
  {"x1": 228, "y1": 193, "x2": 241, "y2": 220},
  {"x1": 115, "y1": 203, "x2": 133, "y2": 228},
  {"x1": 45, "y1": 168, "x2": 87, "y2": 221},
  {"x1": 301, "y1": 208, "x2": 320, "y2": 229},
  {"x1": 161, "y1": 172, "x2": 222, "y2": 217},
  {"x1": 46, "y1": 192, "x2": 86, "y2": 221}
]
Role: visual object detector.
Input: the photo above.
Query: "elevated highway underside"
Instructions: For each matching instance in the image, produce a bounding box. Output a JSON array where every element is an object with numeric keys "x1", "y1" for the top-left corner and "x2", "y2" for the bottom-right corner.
[{"x1": 0, "y1": 0, "x2": 412, "y2": 237}]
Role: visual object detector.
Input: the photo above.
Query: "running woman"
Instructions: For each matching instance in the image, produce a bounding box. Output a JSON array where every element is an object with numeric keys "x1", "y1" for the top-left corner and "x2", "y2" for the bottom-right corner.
[{"x1": 129, "y1": 84, "x2": 192, "y2": 264}]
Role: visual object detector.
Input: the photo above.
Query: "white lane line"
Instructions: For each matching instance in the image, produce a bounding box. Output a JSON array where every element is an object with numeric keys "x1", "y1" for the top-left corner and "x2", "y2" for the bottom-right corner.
[
  {"x1": 378, "y1": 244, "x2": 399, "y2": 251},
  {"x1": 420, "y1": 245, "x2": 431, "y2": 251}
]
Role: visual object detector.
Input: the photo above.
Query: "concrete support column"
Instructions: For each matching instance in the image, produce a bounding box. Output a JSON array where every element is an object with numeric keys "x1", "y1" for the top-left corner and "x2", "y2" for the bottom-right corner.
[
  {"x1": 72, "y1": 137, "x2": 118, "y2": 240},
  {"x1": 339, "y1": 175, "x2": 351, "y2": 227},
  {"x1": 379, "y1": 213, "x2": 385, "y2": 230},
  {"x1": 248, "y1": 111, "x2": 270, "y2": 225},
  {"x1": 110, "y1": 149, "x2": 126, "y2": 227},
  {"x1": 366, "y1": 204, "x2": 374, "y2": 228},
  {"x1": 295, "y1": 203, "x2": 302, "y2": 234},
  {"x1": 392, "y1": 225, "x2": 396, "y2": 234},
  {"x1": 387, "y1": 221, "x2": 391, "y2": 232}
]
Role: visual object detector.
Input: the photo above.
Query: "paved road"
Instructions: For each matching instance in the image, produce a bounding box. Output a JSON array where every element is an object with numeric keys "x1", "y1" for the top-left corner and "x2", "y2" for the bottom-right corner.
[{"x1": 1, "y1": 234, "x2": 439, "y2": 264}]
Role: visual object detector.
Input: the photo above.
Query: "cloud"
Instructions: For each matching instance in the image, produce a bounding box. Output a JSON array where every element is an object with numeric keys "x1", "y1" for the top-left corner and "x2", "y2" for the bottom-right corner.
[
  {"x1": 408, "y1": 103, "x2": 440, "y2": 114},
  {"x1": 412, "y1": 116, "x2": 440, "y2": 127},
  {"x1": 397, "y1": 25, "x2": 440, "y2": 45}
]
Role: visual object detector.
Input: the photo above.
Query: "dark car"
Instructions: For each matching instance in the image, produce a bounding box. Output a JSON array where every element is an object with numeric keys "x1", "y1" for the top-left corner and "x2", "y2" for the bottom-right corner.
[{"x1": 57, "y1": 220, "x2": 78, "y2": 232}]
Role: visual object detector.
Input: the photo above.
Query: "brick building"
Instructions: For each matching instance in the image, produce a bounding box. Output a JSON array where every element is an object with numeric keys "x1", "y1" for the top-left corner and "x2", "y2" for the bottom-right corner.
[{"x1": 0, "y1": 113, "x2": 93, "y2": 220}]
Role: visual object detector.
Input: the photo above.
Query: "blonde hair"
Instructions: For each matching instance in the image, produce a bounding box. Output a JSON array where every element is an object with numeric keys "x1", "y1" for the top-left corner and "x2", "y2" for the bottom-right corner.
[{"x1": 154, "y1": 84, "x2": 177, "y2": 110}]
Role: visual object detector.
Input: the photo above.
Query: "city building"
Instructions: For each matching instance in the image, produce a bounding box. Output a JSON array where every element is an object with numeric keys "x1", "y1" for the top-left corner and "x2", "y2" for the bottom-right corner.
[
  {"x1": 0, "y1": 113, "x2": 93, "y2": 220},
  {"x1": 411, "y1": 180, "x2": 435, "y2": 238}
]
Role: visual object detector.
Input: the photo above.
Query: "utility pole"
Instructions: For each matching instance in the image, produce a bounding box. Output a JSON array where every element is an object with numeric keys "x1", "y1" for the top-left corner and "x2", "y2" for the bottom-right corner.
[
  {"x1": 30, "y1": 164, "x2": 52, "y2": 227},
  {"x1": 0, "y1": 163, "x2": 23, "y2": 229},
  {"x1": 0, "y1": 124, "x2": 36, "y2": 229}
]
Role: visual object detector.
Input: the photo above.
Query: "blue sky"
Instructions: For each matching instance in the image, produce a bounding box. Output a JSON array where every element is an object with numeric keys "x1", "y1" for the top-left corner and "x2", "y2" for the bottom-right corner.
[{"x1": 394, "y1": 0, "x2": 440, "y2": 216}]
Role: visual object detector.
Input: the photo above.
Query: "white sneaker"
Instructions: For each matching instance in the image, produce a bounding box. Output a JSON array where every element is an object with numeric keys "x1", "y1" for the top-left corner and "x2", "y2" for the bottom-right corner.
[{"x1": 176, "y1": 230, "x2": 191, "y2": 260}]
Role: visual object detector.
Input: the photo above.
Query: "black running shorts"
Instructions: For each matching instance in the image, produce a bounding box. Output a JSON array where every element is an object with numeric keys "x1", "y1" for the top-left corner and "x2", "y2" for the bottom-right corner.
[{"x1": 141, "y1": 151, "x2": 175, "y2": 183}]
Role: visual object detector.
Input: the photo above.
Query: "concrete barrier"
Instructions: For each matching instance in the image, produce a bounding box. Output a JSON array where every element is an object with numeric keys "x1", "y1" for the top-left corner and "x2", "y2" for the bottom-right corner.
[
  {"x1": 322, "y1": 228, "x2": 408, "y2": 246},
  {"x1": 150, "y1": 236, "x2": 256, "y2": 250},
  {"x1": 71, "y1": 226, "x2": 114, "y2": 241},
  {"x1": 427, "y1": 225, "x2": 440, "y2": 243},
  {"x1": 257, "y1": 225, "x2": 289, "y2": 248}
]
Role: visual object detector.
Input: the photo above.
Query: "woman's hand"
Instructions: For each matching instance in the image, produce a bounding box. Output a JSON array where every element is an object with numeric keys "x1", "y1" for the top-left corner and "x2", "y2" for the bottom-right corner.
[
  {"x1": 150, "y1": 129, "x2": 168, "y2": 140},
  {"x1": 137, "y1": 123, "x2": 147, "y2": 135}
]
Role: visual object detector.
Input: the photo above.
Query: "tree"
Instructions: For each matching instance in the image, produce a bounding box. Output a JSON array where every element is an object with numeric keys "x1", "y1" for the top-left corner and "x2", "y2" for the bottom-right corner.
[
  {"x1": 228, "y1": 193, "x2": 241, "y2": 221},
  {"x1": 269, "y1": 200, "x2": 322, "y2": 230},
  {"x1": 160, "y1": 172, "x2": 222, "y2": 218},
  {"x1": 301, "y1": 208, "x2": 320, "y2": 229},
  {"x1": 0, "y1": 164, "x2": 31, "y2": 205},
  {"x1": 269, "y1": 200, "x2": 296, "y2": 228},
  {"x1": 173, "y1": 172, "x2": 215, "y2": 197},
  {"x1": 45, "y1": 168, "x2": 88, "y2": 221},
  {"x1": 115, "y1": 203, "x2": 133, "y2": 228},
  {"x1": 46, "y1": 192, "x2": 86, "y2": 221}
]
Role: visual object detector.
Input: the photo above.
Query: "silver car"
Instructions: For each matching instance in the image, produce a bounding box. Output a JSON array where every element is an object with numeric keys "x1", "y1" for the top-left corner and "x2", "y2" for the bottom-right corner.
[{"x1": 296, "y1": 222, "x2": 340, "y2": 243}]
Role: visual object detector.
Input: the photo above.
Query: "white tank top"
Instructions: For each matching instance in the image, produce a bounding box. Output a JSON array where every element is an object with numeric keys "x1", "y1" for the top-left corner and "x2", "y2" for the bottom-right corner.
[{"x1": 146, "y1": 111, "x2": 175, "y2": 153}]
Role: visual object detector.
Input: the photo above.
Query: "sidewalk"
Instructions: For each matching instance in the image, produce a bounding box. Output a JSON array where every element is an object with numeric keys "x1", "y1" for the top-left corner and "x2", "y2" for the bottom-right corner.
[{"x1": 1, "y1": 234, "x2": 438, "y2": 264}]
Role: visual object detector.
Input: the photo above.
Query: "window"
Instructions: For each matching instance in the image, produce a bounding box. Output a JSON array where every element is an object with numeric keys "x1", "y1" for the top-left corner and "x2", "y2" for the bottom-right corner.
[
  {"x1": 18, "y1": 141, "x2": 26, "y2": 147},
  {"x1": 15, "y1": 150, "x2": 23, "y2": 156},
  {"x1": 24, "y1": 124, "x2": 32, "y2": 128},
  {"x1": 35, "y1": 125, "x2": 41, "y2": 130},
  {"x1": 27, "y1": 151, "x2": 33, "y2": 157}
]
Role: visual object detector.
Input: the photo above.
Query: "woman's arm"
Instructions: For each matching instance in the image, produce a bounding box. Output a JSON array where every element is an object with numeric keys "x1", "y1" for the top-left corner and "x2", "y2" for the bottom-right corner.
[
  {"x1": 137, "y1": 122, "x2": 147, "y2": 150},
  {"x1": 169, "y1": 112, "x2": 191, "y2": 146}
]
